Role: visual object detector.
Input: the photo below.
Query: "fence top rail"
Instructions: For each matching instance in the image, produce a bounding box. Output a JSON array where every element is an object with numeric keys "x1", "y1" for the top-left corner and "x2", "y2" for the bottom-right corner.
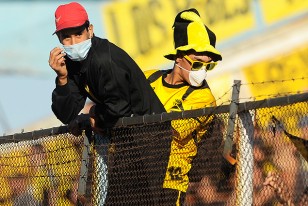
[
  {"x1": 117, "y1": 92, "x2": 308, "y2": 126},
  {"x1": 0, "y1": 92, "x2": 307, "y2": 142}
]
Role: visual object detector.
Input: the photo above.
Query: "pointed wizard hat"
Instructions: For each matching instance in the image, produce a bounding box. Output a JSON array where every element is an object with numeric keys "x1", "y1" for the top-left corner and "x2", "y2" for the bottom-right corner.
[{"x1": 164, "y1": 8, "x2": 222, "y2": 62}]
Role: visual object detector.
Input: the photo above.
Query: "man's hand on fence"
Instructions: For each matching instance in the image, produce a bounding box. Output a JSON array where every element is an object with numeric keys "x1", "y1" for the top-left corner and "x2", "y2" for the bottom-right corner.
[
  {"x1": 89, "y1": 105, "x2": 105, "y2": 135},
  {"x1": 68, "y1": 114, "x2": 91, "y2": 137}
]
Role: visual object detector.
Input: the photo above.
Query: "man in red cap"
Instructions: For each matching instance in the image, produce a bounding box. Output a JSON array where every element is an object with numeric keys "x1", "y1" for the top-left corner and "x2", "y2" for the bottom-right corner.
[{"x1": 48, "y1": 2, "x2": 169, "y2": 205}]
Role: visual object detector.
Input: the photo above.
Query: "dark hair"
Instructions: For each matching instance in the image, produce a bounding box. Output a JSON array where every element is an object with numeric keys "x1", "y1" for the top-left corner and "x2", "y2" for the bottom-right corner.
[
  {"x1": 56, "y1": 20, "x2": 90, "y2": 37},
  {"x1": 176, "y1": 50, "x2": 217, "y2": 61},
  {"x1": 83, "y1": 20, "x2": 90, "y2": 31}
]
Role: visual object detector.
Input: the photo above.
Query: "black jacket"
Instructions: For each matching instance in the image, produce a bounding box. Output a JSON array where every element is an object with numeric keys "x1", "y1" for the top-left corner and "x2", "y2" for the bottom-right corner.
[
  {"x1": 52, "y1": 37, "x2": 170, "y2": 205},
  {"x1": 52, "y1": 36, "x2": 166, "y2": 127}
]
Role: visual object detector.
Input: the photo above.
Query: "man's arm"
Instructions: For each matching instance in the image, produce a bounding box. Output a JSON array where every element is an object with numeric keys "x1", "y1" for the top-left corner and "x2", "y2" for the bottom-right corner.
[
  {"x1": 52, "y1": 78, "x2": 87, "y2": 124},
  {"x1": 49, "y1": 47, "x2": 87, "y2": 124}
]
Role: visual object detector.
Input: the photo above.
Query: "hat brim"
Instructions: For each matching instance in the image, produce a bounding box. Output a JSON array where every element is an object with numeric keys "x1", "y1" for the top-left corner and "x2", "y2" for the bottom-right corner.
[
  {"x1": 53, "y1": 20, "x2": 86, "y2": 35},
  {"x1": 164, "y1": 44, "x2": 222, "y2": 61}
]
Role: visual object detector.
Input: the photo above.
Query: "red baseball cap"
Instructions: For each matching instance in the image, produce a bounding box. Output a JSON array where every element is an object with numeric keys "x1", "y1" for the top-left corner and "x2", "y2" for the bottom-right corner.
[{"x1": 53, "y1": 2, "x2": 89, "y2": 34}]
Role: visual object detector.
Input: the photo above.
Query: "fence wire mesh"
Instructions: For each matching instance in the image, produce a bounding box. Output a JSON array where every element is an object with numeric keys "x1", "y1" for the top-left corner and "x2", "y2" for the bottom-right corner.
[
  {"x1": 0, "y1": 134, "x2": 83, "y2": 205},
  {"x1": 0, "y1": 94, "x2": 307, "y2": 205}
]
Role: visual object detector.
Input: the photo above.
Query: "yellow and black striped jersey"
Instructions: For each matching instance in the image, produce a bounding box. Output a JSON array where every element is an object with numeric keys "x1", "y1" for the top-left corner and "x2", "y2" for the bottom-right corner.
[{"x1": 144, "y1": 69, "x2": 216, "y2": 192}]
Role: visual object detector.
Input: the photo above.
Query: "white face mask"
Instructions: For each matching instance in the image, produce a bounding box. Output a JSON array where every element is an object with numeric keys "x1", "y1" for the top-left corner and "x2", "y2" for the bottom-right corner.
[
  {"x1": 63, "y1": 39, "x2": 92, "y2": 61},
  {"x1": 177, "y1": 64, "x2": 207, "y2": 87}
]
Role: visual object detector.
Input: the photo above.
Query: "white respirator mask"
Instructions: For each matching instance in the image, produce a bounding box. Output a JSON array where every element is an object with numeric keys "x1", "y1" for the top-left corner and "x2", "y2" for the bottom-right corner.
[
  {"x1": 63, "y1": 39, "x2": 92, "y2": 61},
  {"x1": 177, "y1": 64, "x2": 207, "y2": 87}
]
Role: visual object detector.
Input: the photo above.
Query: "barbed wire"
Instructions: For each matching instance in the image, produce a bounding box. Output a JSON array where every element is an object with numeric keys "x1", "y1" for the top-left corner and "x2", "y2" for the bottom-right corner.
[
  {"x1": 241, "y1": 76, "x2": 308, "y2": 86},
  {"x1": 239, "y1": 90, "x2": 308, "y2": 102}
]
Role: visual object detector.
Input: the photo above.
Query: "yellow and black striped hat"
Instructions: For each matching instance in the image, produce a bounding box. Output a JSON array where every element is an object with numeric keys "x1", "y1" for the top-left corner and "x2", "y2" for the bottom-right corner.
[{"x1": 164, "y1": 8, "x2": 222, "y2": 62}]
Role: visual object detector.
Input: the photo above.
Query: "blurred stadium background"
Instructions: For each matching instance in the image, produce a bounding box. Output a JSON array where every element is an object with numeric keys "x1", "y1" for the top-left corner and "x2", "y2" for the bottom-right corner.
[
  {"x1": 0, "y1": 1, "x2": 307, "y2": 205},
  {"x1": 0, "y1": 0, "x2": 307, "y2": 135}
]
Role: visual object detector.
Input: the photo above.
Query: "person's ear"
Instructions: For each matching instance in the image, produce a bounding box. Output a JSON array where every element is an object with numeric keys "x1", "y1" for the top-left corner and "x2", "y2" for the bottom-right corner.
[
  {"x1": 88, "y1": 24, "x2": 94, "y2": 38},
  {"x1": 175, "y1": 56, "x2": 184, "y2": 64}
]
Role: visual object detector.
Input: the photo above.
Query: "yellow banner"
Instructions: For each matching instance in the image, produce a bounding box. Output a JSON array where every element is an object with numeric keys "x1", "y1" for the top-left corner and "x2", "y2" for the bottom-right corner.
[
  {"x1": 260, "y1": 0, "x2": 308, "y2": 24},
  {"x1": 206, "y1": 0, "x2": 255, "y2": 41},
  {"x1": 102, "y1": 0, "x2": 255, "y2": 70},
  {"x1": 243, "y1": 46, "x2": 308, "y2": 99}
]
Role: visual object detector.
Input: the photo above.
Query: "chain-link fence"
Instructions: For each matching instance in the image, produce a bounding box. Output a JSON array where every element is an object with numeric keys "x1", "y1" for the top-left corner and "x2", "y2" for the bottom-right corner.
[
  {"x1": 0, "y1": 91, "x2": 307, "y2": 205},
  {"x1": 0, "y1": 132, "x2": 83, "y2": 205}
]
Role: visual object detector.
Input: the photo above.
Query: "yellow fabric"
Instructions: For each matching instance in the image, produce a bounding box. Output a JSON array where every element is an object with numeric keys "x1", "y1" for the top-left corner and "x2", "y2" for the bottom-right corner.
[
  {"x1": 55, "y1": 197, "x2": 76, "y2": 206},
  {"x1": 0, "y1": 177, "x2": 12, "y2": 205},
  {"x1": 144, "y1": 69, "x2": 216, "y2": 192},
  {"x1": 176, "y1": 190, "x2": 182, "y2": 206},
  {"x1": 31, "y1": 168, "x2": 54, "y2": 202}
]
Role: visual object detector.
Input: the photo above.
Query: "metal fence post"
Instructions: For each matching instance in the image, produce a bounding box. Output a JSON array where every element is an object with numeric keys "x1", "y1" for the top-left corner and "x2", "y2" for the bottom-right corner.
[
  {"x1": 223, "y1": 80, "x2": 241, "y2": 165},
  {"x1": 237, "y1": 111, "x2": 254, "y2": 206},
  {"x1": 77, "y1": 130, "x2": 92, "y2": 203}
]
